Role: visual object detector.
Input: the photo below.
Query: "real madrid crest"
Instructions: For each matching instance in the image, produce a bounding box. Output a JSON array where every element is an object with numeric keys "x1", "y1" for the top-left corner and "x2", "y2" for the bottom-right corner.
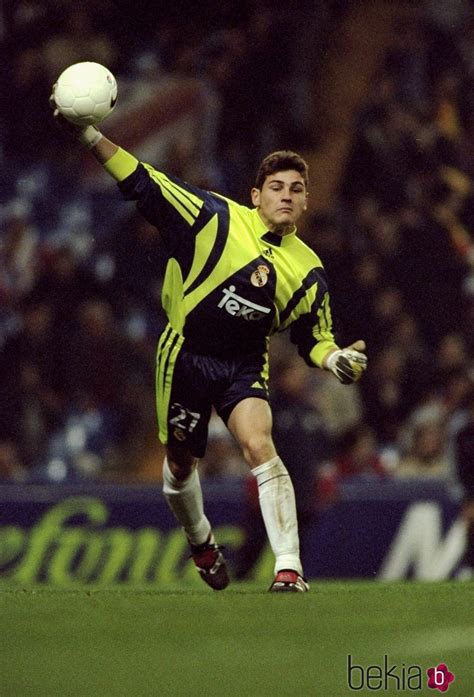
[{"x1": 250, "y1": 264, "x2": 270, "y2": 287}]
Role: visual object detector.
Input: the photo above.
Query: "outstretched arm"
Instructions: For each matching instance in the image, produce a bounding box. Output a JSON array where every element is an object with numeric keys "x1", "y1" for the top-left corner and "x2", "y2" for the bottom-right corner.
[{"x1": 50, "y1": 98, "x2": 218, "y2": 251}]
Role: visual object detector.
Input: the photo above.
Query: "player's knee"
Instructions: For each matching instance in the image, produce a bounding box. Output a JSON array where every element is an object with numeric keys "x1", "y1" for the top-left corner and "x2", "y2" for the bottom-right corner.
[
  {"x1": 241, "y1": 434, "x2": 276, "y2": 468},
  {"x1": 166, "y1": 446, "x2": 197, "y2": 480}
]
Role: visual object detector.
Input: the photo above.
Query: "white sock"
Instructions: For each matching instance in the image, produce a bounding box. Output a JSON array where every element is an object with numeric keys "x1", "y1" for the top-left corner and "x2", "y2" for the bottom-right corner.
[
  {"x1": 252, "y1": 456, "x2": 303, "y2": 576},
  {"x1": 162, "y1": 458, "x2": 212, "y2": 546}
]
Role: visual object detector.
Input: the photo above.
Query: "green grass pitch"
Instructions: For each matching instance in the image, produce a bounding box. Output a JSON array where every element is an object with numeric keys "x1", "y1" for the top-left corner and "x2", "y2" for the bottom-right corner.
[{"x1": 1, "y1": 581, "x2": 473, "y2": 696}]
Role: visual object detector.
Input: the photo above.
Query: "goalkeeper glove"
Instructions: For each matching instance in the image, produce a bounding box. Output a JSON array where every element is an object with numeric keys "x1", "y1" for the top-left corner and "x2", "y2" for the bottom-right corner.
[{"x1": 325, "y1": 340, "x2": 367, "y2": 385}]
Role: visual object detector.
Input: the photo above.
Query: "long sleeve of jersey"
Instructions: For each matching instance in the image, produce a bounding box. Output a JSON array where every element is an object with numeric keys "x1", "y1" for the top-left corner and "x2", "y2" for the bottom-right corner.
[{"x1": 117, "y1": 159, "x2": 218, "y2": 258}]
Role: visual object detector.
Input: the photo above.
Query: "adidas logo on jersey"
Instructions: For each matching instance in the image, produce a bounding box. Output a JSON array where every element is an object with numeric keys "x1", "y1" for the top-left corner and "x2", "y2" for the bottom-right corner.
[{"x1": 218, "y1": 285, "x2": 271, "y2": 321}]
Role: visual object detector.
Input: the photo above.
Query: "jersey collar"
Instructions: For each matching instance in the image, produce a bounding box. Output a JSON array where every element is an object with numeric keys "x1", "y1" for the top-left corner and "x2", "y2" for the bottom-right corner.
[{"x1": 251, "y1": 208, "x2": 298, "y2": 247}]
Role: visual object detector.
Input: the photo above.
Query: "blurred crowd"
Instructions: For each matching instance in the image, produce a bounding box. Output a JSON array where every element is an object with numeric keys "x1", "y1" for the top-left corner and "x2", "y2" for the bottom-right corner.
[
  {"x1": 0, "y1": 0, "x2": 324, "y2": 195},
  {"x1": 0, "y1": 1, "x2": 473, "y2": 511},
  {"x1": 313, "y1": 2, "x2": 474, "y2": 505}
]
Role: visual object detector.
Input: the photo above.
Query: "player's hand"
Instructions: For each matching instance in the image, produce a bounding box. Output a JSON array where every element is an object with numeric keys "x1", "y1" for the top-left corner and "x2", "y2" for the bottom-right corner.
[
  {"x1": 49, "y1": 86, "x2": 83, "y2": 134},
  {"x1": 325, "y1": 340, "x2": 367, "y2": 384},
  {"x1": 49, "y1": 86, "x2": 103, "y2": 148}
]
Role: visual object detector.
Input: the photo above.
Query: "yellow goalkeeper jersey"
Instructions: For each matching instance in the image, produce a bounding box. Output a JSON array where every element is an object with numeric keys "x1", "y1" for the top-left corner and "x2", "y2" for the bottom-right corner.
[{"x1": 108, "y1": 148, "x2": 338, "y2": 367}]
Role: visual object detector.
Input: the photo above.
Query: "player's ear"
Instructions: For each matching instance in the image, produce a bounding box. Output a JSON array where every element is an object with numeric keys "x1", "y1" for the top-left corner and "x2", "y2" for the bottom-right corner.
[{"x1": 251, "y1": 187, "x2": 261, "y2": 207}]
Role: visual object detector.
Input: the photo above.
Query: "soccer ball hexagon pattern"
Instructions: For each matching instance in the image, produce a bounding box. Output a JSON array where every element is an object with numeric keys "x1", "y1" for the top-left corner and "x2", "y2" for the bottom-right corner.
[{"x1": 54, "y1": 62, "x2": 118, "y2": 126}]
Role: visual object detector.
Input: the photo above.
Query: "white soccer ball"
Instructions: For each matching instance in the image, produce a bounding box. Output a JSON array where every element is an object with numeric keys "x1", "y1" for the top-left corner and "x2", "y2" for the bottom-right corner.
[{"x1": 53, "y1": 62, "x2": 118, "y2": 126}]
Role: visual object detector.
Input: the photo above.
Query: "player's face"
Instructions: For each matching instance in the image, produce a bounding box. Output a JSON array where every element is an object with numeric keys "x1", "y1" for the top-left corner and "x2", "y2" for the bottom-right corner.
[{"x1": 251, "y1": 170, "x2": 308, "y2": 233}]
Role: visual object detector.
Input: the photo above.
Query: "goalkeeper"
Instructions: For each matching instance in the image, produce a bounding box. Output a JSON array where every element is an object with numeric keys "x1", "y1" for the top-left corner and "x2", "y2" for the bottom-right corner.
[{"x1": 51, "y1": 101, "x2": 367, "y2": 592}]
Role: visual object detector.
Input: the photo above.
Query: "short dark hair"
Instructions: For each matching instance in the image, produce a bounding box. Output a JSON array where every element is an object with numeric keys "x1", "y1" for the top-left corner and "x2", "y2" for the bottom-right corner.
[{"x1": 254, "y1": 150, "x2": 309, "y2": 190}]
